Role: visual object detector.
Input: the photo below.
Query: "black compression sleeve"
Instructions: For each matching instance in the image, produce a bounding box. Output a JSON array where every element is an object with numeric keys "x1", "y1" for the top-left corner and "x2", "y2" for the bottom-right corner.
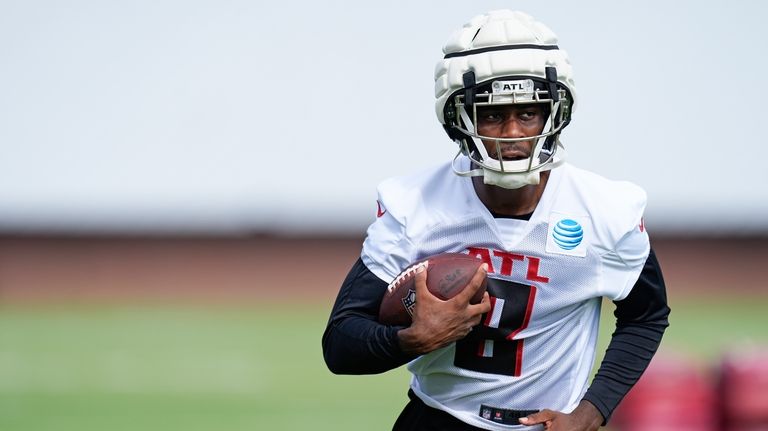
[
  {"x1": 322, "y1": 258, "x2": 418, "y2": 374},
  {"x1": 582, "y1": 248, "x2": 671, "y2": 424}
]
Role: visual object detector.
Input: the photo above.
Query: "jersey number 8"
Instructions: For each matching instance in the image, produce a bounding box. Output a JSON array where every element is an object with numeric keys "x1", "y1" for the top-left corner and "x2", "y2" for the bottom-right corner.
[{"x1": 454, "y1": 279, "x2": 536, "y2": 377}]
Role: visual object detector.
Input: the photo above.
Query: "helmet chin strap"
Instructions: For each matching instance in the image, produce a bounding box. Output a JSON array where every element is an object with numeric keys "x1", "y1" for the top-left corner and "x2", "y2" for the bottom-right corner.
[
  {"x1": 451, "y1": 107, "x2": 567, "y2": 190},
  {"x1": 451, "y1": 148, "x2": 565, "y2": 189},
  {"x1": 481, "y1": 165, "x2": 542, "y2": 189}
]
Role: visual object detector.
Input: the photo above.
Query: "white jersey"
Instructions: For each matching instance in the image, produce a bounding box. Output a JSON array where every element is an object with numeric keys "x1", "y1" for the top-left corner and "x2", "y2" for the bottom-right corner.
[{"x1": 361, "y1": 156, "x2": 649, "y2": 430}]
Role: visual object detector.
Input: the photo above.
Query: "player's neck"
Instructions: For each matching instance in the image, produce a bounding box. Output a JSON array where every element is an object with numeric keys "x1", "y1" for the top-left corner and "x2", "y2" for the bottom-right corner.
[{"x1": 472, "y1": 170, "x2": 550, "y2": 218}]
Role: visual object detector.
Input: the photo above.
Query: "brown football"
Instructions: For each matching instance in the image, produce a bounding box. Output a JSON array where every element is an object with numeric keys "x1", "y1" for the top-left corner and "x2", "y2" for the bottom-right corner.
[{"x1": 378, "y1": 253, "x2": 487, "y2": 326}]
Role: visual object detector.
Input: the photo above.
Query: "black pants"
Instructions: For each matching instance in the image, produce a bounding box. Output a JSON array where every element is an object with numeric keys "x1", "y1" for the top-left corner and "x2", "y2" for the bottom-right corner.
[{"x1": 392, "y1": 390, "x2": 489, "y2": 431}]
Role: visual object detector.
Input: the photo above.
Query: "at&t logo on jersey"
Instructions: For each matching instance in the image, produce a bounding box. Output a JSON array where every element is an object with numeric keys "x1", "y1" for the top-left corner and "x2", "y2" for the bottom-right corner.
[
  {"x1": 553, "y1": 219, "x2": 583, "y2": 250},
  {"x1": 546, "y1": 213, "x2": 589, "y2": 257}
]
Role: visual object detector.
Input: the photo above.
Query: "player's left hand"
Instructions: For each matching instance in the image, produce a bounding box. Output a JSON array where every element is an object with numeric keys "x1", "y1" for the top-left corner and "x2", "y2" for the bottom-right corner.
[{"x1": 518, "y1": 400, "x2": 603, "y2": 430}]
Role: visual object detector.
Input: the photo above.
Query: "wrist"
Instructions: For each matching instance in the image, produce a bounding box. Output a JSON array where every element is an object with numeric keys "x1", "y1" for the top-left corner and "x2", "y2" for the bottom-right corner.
[
  {"x1": 397, "y1": 327, "x2": 421, "y2": 354},
  {"x1": 573, "y1": 400, "x2": 604, "y2": 429},
  {"x1": 397, "y1": 326, "x2": 431, "y2": 355}
]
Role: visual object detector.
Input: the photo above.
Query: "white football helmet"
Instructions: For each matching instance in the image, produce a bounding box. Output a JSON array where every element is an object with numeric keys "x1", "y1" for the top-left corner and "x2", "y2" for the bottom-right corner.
[{"x1": 434, "y1": 10, "x2": 577, "y2": 189}]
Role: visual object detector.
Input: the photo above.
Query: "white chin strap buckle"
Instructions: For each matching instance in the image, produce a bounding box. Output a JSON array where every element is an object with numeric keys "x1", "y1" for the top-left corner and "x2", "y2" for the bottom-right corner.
[
  {"x1": 451, "y1": 143, "x2": 567, "y2": 190},
  {"x1": 482, "y1": 168, "x2": 541, "y2": 189},
  {"x1": 451, "y1": 150, "x2": 541, "y2": 190}
]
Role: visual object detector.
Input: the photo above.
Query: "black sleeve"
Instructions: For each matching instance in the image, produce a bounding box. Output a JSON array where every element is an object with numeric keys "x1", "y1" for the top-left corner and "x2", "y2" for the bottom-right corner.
[
  {"x1": 581, "y1": 247, "x2": 671, "y2": 424},
  {"x1": 322, "y1": 258, "x2": 418, "y2": 374}
]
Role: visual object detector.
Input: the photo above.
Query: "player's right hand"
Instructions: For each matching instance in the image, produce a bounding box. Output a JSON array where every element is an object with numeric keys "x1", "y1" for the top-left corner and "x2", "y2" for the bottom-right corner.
[{"x1": 397, "y1": 262, "x2": 491, "y2": 355}]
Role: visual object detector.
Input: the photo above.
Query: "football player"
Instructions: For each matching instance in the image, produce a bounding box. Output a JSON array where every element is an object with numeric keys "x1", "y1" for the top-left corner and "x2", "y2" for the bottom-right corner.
[{"x1": 323, "y1": 10, "x2": 670, "y2": 431}]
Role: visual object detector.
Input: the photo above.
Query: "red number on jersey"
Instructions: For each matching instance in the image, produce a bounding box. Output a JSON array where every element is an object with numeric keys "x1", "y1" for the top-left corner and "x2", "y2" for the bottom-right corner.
[{"x1": 454, "y1": 278, "x2": 536, "y2": 377}]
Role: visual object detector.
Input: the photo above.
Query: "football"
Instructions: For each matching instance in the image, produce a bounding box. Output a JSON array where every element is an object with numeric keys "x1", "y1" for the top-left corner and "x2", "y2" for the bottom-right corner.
[{"x1": 378, "y1": 253, "x2": 487, "y2": 326}]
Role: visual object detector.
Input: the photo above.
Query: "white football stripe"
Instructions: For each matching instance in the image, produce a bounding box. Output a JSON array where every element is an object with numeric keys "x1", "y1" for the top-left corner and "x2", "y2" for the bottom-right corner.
[
  {"x1": 487, "y1": 298, "x2": 505, "y2": 329},
  {"x1": 482, "y1": 340, "x2": 494, "y2": 357}
]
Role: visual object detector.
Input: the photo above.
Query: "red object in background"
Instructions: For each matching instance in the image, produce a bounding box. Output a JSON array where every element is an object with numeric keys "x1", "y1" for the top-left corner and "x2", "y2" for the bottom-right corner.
[
  {"x1": 611, "y1": 354, "x2": 718, "y2": 431},
  {"x1": 719, "y1": 350, "x2": 768, "y2": 431}
]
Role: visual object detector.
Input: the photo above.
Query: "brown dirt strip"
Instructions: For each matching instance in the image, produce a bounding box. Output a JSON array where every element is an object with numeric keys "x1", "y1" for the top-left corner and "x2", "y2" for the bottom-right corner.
[{"x1": 0, "y1": 234, "x2": 765, "y2": 305}]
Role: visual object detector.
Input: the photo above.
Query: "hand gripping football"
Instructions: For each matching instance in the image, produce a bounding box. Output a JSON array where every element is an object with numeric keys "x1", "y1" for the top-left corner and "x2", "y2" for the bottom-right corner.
[{"x1": 378, "y1": 253, "x2": 487, "y2": 326}]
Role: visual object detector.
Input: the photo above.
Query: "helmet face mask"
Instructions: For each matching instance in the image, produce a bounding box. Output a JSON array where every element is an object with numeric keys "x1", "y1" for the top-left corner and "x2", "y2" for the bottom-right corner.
[{"x1": 445, "y1": 76, "x2": 572, "y2": 176}]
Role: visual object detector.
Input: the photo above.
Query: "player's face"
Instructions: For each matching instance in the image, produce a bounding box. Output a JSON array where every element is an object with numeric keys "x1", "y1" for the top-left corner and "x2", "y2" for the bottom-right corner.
[{"x1": 475, "y1": 104, "x2": 546, "y2": 161}]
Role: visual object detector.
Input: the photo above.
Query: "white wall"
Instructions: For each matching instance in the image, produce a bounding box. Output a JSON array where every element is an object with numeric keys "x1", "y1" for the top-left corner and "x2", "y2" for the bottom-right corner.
[{"x1": 1, "y1": 0, "x2": 766, "y2": 235}]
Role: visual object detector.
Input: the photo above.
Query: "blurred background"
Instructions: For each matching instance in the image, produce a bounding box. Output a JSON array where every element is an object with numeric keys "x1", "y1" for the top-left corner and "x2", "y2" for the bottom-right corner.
[{"x1": 1, "y1": 1, "x2": 767, "y2": 430}]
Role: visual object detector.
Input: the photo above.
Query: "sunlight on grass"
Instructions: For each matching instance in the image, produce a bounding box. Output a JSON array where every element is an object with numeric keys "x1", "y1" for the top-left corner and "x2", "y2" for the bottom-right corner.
[{"x1": 1, "y1": 295, "x2": 766, "y2": 431}]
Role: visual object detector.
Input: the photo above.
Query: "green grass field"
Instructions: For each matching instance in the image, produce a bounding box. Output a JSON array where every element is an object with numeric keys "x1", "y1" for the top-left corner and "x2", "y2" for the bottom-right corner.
[{"x1": 1, "y1": 295, "x2": 767, "y2": 431}]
